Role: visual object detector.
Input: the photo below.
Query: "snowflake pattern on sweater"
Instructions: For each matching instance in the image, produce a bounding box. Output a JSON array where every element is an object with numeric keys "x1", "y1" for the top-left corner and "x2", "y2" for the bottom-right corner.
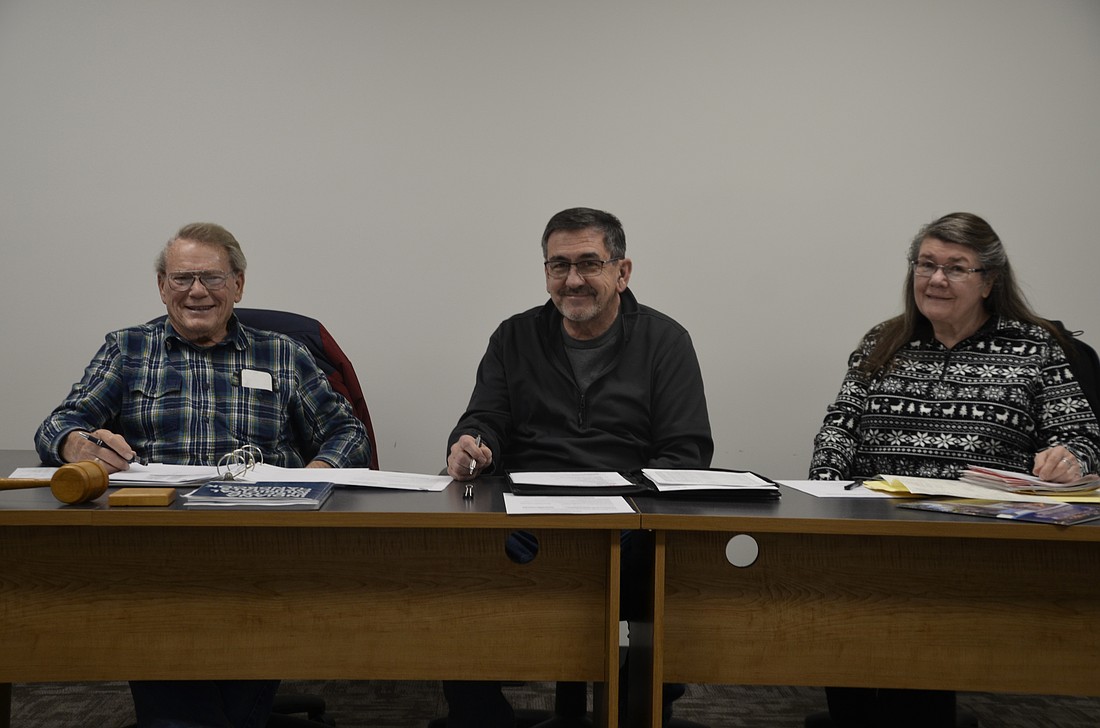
[{"x1": 810, "y1": 317, "x2": 1100, "y2": 480}]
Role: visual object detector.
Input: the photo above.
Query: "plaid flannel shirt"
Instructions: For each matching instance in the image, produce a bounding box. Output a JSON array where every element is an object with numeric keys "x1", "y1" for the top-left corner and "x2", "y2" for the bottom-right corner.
[{"x1": 36, "y1": 316, "x2": 371, "y2": 468}]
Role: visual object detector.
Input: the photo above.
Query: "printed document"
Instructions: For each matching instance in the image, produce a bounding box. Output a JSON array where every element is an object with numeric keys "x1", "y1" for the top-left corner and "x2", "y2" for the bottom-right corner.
[{"x1": 503, "y1": 493, "x2": 636, "y2": 515}]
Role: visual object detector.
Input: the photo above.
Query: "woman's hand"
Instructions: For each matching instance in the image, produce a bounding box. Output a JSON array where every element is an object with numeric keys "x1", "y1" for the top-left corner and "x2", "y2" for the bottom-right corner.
[{"x1": 1033, "y1": 445, "x2": 1083, "y2": 483}]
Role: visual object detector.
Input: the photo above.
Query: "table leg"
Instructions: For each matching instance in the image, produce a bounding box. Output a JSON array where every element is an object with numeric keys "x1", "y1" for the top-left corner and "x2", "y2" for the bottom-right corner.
[{"x1": 0, "y1": 682, "x2": 10, "y2": 728}]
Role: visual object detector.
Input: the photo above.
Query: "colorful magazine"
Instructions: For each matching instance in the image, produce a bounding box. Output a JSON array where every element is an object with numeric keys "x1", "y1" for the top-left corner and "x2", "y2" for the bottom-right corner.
[{"x1": 899, "y1": 498, "x2": 1100, "y2": 525}]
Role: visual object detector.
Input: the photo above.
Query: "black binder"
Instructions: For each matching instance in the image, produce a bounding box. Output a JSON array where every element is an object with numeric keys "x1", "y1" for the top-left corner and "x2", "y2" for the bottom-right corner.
[{"x1": 507, "y1": 468, "x2": 781, "y2": 500}]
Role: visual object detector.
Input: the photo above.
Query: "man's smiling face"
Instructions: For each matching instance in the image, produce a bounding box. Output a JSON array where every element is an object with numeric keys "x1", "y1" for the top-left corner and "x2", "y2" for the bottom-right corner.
[{"x1": 158, "y1": 238, "x2": 244, "y2": 346}]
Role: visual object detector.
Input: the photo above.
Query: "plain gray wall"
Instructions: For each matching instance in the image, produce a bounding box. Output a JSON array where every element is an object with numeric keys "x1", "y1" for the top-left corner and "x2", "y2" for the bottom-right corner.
[{"x1": 2, "y1": 1, "x2": 1098, "y2": 478}]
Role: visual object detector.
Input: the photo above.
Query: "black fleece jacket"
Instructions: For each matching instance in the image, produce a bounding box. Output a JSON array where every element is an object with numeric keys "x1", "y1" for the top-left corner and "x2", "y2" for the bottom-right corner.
[{"x1": 449, "y1": 288, "x2": 713, "y2": 474}]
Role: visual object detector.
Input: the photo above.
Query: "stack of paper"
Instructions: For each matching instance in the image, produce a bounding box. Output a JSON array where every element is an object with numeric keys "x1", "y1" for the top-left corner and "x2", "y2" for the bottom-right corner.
[
  {"x1": 639, "y1": 469, "x2": 781, "y2": 499},
  {"x1": 108, "y1": 463, "x2": 220, "y2": 485},
  {"x1": 641, "y1": 469, "x2": 776, "y2": 492},
  {"x1": 960, "y1": 465, "x2": 1100, "y2": 494},
  {"x1": 507, "y1": 471, "x2": 645, "y2": 496}
]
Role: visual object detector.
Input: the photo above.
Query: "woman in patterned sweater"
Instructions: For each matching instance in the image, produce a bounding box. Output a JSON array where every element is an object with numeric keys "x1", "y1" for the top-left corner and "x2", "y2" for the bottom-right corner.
[
  {"x1": 809, "y1": 211, "x2": 1100, "y2": 727},
  {"x1": 812, "y1": 211, "x2": 1099, "y2": 483}
]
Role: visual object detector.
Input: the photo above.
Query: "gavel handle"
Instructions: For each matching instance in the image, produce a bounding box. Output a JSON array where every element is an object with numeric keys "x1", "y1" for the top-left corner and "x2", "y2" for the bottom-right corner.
[{"x1": 0, "y1": 478, "x2": 52, "y2": 491}]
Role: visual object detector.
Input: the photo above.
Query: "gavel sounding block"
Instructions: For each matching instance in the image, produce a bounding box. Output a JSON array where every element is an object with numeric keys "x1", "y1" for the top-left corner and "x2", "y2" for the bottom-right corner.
[{"x1": 108, "y1": 487, "x2": 177, "y2": 507}]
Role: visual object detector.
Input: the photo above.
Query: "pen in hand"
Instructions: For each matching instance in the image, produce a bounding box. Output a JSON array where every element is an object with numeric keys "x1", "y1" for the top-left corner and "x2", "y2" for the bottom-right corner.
[
  {"x1": 468, "y1": 434, "x2": 482, "y2": 475},
  {"x1": 77, "y1": 431, "x2": 147, "y2": 466}
]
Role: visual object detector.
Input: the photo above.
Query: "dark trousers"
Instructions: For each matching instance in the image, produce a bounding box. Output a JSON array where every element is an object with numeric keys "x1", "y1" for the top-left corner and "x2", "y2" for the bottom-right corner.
[
  {"x1": 443, "y1": 530, "x2": 681, "y2": 728},
  {"x1": 442, "y1": 680, "x2": 515, "y2": 728},
  {"x1": 441, "y1": 678, "x2": 685, "y2": 728},
  {"x1": 129, "y1": 679, "x2": 279, "y2": 728},
  {"x1": 826, "y1": 687, "x2": 956, "y2": 728}
]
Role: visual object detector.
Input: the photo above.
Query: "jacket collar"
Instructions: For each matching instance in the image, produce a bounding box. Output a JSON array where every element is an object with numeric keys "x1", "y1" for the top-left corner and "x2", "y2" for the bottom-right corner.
[{"x1": 537, "y1": 287, "x2": 639, "y2": 343}]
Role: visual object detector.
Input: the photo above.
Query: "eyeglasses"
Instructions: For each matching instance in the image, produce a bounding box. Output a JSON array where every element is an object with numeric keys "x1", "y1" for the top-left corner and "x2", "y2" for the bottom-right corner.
[
  {"x1": 911, "y1": 260, "x2": 986, "y2": 282},
  {"x1": 544, "y1": 257, "x2": 622, "y2": 279},
  {"x1": 165, "y1": 271, "x2": 231, "y2": 291}
]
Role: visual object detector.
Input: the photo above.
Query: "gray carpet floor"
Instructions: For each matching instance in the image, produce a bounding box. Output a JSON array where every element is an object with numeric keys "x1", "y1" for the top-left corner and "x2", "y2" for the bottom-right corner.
[{"x1": 9, "y1": 680, "x2": 1100, "y2": 727}]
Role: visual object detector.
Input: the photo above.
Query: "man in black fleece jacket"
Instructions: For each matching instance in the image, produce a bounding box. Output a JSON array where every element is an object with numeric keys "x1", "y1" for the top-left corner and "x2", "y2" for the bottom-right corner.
[{"x1": 444, "y1": 207, "x2": 714, "y2": 728}]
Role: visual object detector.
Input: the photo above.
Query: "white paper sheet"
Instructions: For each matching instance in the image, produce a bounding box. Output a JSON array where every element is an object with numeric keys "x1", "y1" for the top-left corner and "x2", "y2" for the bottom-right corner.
[
  {"x1": 502, "y1": 493, "x2": 636, "y2": 515},
  {"x1": 8, "y1": 463, "x2": 218, "y2": 485},
  {"x1": 642, "y1": 468, "x2": 777, "y2": 492},
  {"x1": 241, "y1": 464, "x2": 452, "y2": 491},
  {"x1": 507, "y1": 471, "x2": 633, "y2": 487},
  {"x1": 778, "y1": 479, "x2": 895, "y2": 498},
  {"x1": 8, "y1": 463, "x2": 452, "y2": 491}
]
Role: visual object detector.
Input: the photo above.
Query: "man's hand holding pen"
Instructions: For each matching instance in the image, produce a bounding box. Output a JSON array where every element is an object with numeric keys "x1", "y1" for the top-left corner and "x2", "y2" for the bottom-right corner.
[
  {"x1": 447, "y1": 433, "x2": 492, "y2": 480},
  {"x1": 62, "y1": 429, "x2": 143, "y2": 472}
]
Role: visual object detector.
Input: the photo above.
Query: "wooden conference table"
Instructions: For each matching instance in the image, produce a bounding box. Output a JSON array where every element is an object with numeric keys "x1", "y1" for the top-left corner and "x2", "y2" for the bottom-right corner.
[
  {"x1": 0, "y1": 450, "x2": 631, "y2": 728},
  {"x1": 5, "y1": 448, "x2": 1100, "y2": 728},
  {"x1": 626, "y1": 487, "x2": 1100, "y2": 727}
]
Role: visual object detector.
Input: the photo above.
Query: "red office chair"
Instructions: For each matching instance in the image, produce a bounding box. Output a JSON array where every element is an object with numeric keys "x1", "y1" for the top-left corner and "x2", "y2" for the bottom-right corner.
[
  {"x1": 147, "y1": 308, "x2": 378, "y2": 469},
  {"x1": 233, "y1": 308, "x2": 378, "y2": 469}
]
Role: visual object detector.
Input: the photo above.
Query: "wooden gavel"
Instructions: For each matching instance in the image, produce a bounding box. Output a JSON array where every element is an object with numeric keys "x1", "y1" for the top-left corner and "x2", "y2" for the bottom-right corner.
[{"x1": 0, "y1": 460, "x2": 110, "y2": 504}]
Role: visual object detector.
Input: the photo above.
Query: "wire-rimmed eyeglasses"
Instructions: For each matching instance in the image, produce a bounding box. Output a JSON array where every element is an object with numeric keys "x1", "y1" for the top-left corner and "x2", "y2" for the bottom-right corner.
[
  {"x1": 544, "y1": 257, "x2": 622, "y2": 279},
  {"x1": 910, "y1": 260, "x2": 986, "y2": 282},
  {"x1": 165, "y1": 271, "x2": 231, "y2": 291}
]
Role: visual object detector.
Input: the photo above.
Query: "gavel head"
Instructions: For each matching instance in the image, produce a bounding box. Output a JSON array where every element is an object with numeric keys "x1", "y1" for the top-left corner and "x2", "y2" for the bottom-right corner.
[{"x1": 52, "y1": 460, "x2": 110, "y2": 504}]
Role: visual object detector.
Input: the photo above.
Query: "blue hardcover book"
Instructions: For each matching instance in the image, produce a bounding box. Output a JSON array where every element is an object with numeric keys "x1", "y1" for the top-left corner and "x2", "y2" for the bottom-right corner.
[{"x1": 182, "y1": 481, "x2": 335, "y2": 510}]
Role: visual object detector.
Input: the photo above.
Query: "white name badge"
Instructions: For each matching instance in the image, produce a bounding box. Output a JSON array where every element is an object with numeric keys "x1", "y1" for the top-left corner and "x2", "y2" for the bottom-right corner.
[{"x1": 240, "y1": 369, "x2": 273, "y2": 391}]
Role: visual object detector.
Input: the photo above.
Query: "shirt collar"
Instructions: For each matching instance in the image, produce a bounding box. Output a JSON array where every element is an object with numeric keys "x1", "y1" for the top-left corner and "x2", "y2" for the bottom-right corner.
[{"x1": 163, "y1": 314, "x2": 247, "y2": 352}]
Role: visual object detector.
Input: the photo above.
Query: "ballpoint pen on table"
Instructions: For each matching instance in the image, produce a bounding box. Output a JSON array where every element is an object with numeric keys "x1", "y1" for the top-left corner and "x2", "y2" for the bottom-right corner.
[
  {"x1": 77, "y1": 431, "x2": 148, "y2": 466},
  {"x1": 844, "y1": 480, "x2": 864, "y2": 490}
]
